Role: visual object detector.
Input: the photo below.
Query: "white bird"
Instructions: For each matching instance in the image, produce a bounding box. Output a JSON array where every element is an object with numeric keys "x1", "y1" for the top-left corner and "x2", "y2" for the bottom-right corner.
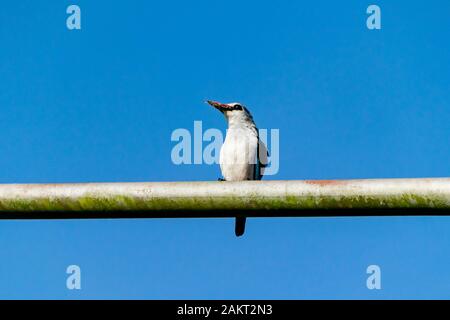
[{"x1": 206, "y1": 100, "x2": 267, "y2": 236}]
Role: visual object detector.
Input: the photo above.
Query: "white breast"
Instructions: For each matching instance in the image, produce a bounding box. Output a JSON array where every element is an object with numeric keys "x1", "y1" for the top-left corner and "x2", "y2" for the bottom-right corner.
[{"x1": 220, "y1": 128, "x2": 258, "y2": 181}]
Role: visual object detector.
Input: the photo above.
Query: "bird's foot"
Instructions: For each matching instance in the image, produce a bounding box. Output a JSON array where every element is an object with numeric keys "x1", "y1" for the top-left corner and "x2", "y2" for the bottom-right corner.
[{"x1": 218, "y1": 178, "x2": 226, "y2": 182}]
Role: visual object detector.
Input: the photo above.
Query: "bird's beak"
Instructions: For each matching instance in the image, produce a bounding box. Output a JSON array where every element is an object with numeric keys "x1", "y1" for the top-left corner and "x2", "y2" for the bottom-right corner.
[{"x1": 206, "y1": 100, "x2": 229, "y2": 111}]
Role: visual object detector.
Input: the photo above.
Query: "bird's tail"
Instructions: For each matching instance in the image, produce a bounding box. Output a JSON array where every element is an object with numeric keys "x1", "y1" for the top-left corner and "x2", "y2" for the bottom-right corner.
[{"x1": 235, "y1": 216, "x2": 246, "y2": 237}]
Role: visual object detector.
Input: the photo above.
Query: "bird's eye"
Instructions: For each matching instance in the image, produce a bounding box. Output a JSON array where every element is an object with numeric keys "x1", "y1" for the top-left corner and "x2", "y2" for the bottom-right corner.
[{"x1": 235, "y1": 104, "x2": 243, "y2": 110}]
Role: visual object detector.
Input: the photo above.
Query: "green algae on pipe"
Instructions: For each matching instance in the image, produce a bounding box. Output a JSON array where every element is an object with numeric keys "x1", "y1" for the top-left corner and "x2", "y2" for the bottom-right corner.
[{"x1": 0, "y1": 178, "x2": 450, "y2": 219}]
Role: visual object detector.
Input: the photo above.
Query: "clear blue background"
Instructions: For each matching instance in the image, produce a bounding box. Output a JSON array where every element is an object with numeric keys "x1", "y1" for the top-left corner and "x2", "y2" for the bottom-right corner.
[{"x1": 0, "y1": 0, "x2": 449, "y2": 299}]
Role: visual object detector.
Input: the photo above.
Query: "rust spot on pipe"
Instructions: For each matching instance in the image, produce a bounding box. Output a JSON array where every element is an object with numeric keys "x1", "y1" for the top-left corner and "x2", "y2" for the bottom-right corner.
[{"x1": 305, "y1": 180, "x2": 347, "y2": 186}]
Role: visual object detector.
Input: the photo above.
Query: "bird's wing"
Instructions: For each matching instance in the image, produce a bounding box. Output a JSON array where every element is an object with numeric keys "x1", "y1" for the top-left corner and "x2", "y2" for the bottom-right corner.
[
  {"x1": 258, "y1": 139, "x2": 269, "y2": 168},
  {"x1": 255, "y1": 132, "x2": 269, "y2": 180}
]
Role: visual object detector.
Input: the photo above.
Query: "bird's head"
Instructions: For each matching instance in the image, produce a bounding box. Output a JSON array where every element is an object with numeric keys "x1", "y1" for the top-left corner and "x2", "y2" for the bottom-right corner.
[{"x1": 206, "y1": 100, "x2": 255, "y2": 126}]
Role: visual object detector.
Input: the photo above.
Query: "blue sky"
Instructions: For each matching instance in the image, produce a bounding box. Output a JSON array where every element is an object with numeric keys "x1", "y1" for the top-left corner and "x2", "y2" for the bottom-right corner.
[{"x1": 0, "y1": 0, "x2": 450, "y2": 299}]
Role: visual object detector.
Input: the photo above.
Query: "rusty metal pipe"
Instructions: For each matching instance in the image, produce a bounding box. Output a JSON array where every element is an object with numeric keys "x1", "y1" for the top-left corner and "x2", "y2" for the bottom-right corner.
[{"x1": 0, "y1": 178, "x2": 450, "y2": 219}]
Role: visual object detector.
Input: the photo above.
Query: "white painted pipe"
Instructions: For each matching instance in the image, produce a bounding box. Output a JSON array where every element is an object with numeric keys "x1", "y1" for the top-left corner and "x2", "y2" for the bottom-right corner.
[{"x1": 0, "y1": 178, "x2": 449, "y2": 218}]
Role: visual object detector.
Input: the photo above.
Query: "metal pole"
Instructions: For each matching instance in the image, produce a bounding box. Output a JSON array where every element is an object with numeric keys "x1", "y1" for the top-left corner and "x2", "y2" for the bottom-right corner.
[{"x1": 0, "y1": 178, "x2": 449, "y2": 219}]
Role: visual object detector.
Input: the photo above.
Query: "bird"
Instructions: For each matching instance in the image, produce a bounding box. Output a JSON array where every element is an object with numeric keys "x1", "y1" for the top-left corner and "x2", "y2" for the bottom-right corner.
[{"x1": 206, "y1": 100, "x2": 267, "y2": 237}]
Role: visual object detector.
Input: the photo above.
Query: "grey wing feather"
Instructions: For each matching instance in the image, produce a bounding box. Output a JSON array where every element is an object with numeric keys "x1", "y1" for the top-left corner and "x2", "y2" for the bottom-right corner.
[{"x1": 254, "y1": 131, "x2": 269, "y2": 180}]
